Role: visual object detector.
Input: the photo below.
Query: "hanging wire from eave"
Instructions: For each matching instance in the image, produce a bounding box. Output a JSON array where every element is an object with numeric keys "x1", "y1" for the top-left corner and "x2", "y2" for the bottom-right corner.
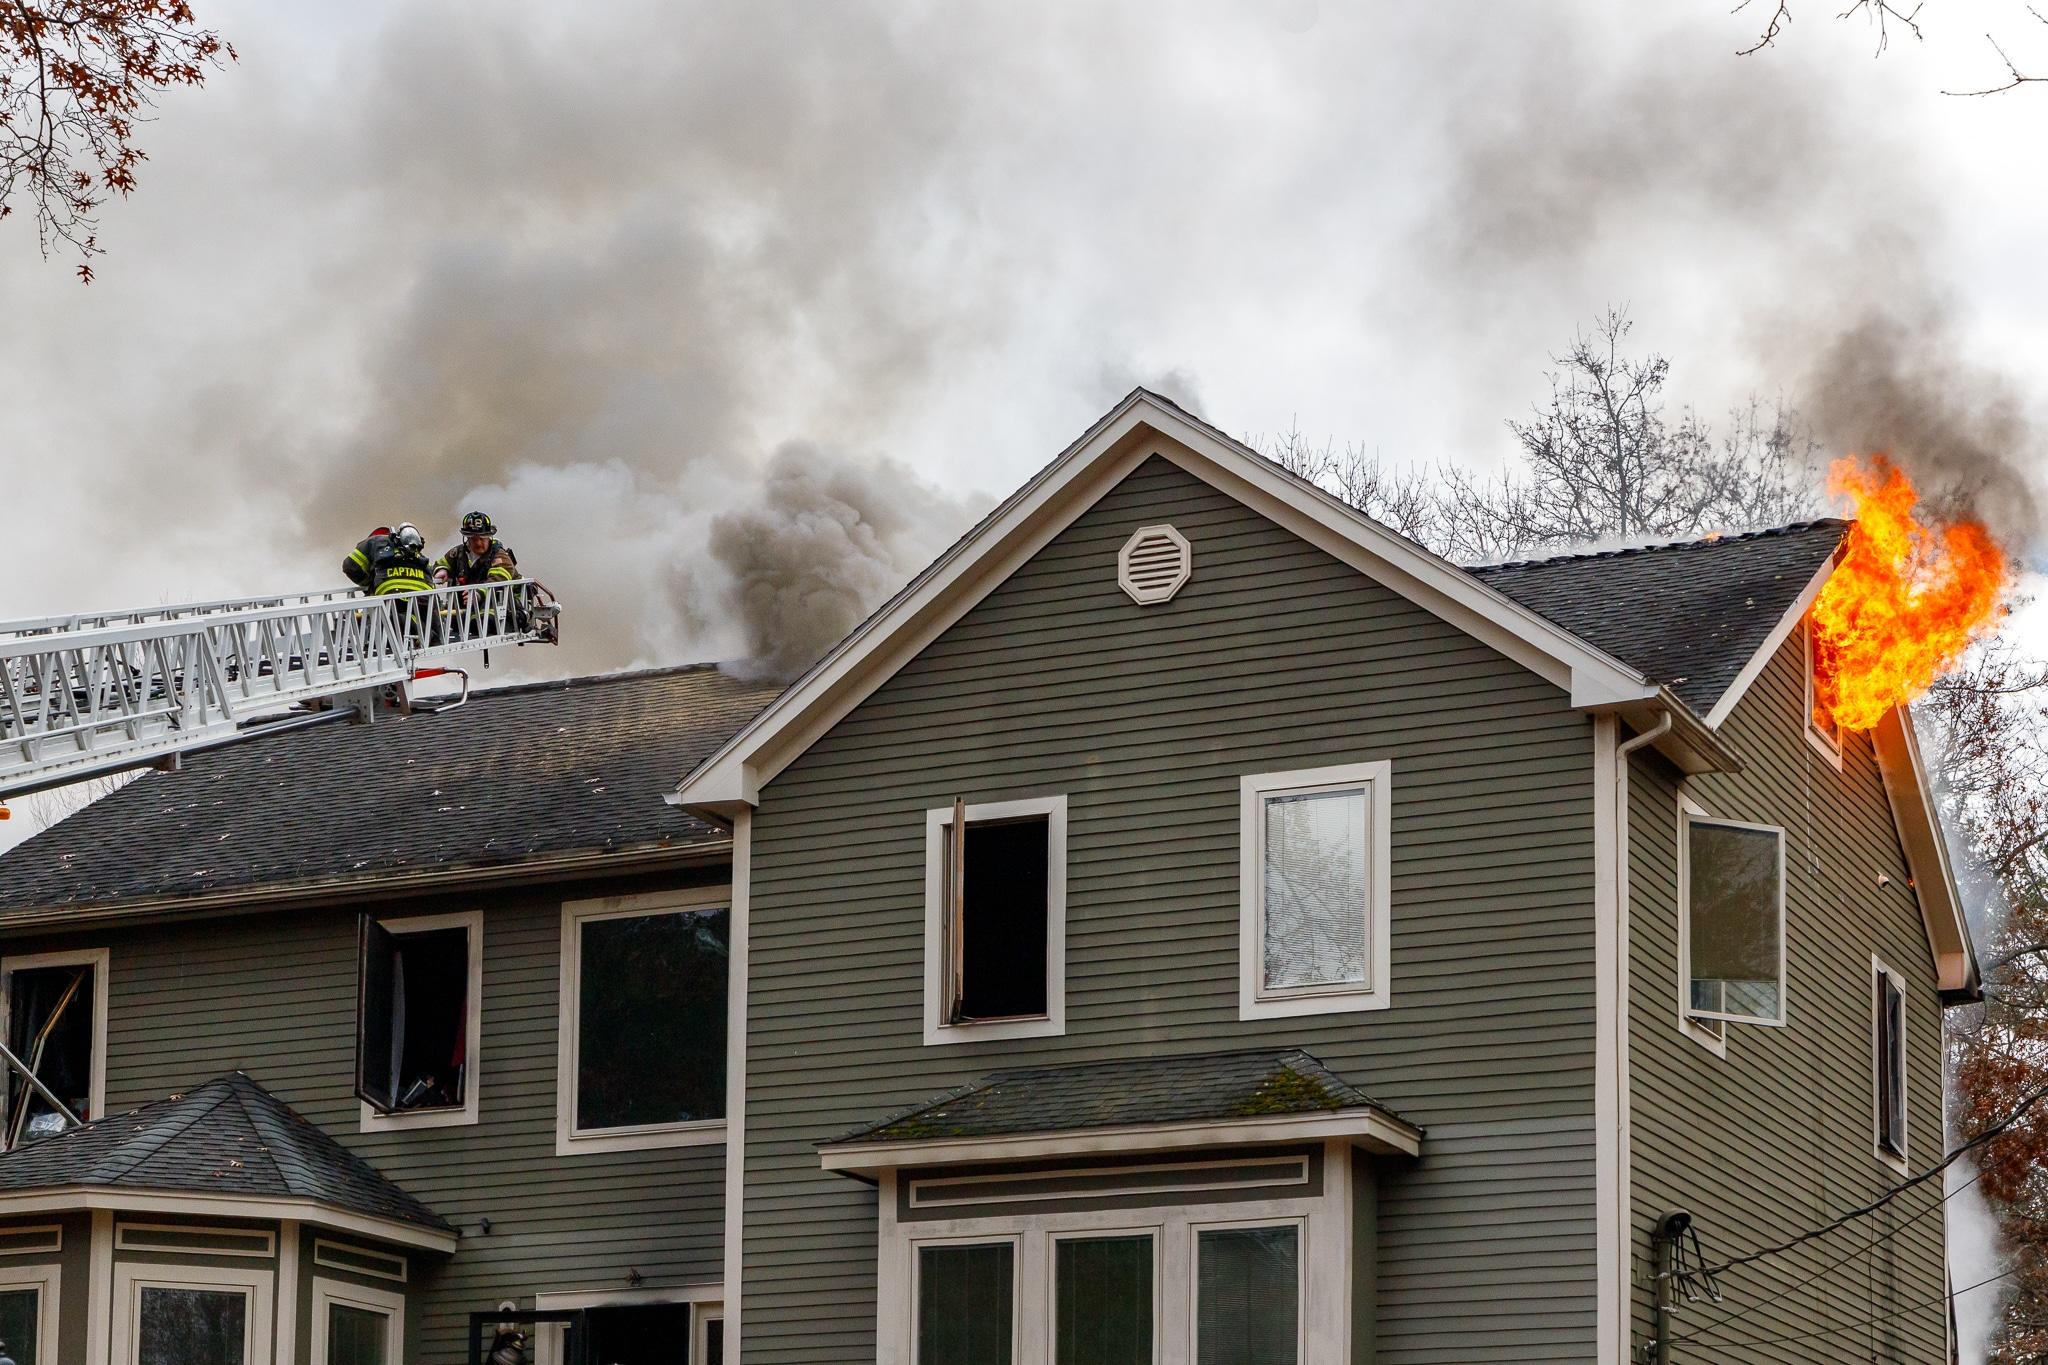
[
  {"x1": 1671, "y1": 1264, "x2": 2016, "y2": 1353},
  {"x1": 1673, "y1": 1073, "x2": 2048, "y2": 1282},
  {"x1": 1671, "y1": 1170, "x2": 1981, "y2": 1347}
]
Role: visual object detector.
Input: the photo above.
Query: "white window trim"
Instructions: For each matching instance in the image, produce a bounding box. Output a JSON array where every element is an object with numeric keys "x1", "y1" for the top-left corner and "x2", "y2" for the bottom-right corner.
[
  {"x1": 1676, "y1": 796, "x2": 1789, "y2": 1038},
  {"x1": 111, "y1": 1260, "x2": 274, "y2": 1365},
  {"x1": 532, "y1": 1285, "x2": 725, "y2": 1365},
  {"x1": 1238, "y1": 761, "x2": 1393, "y2": 1020},
  {"x1": 1046, "y1": 1227, "x2": 1163, "y2": 1363},
  {"x1": 921, "y1": 795, "x2": 1068, "y2": 1047},
  {"x1": 1873, "y1": 955, "x2": 1910, "y2": 1175},
  {"x1": 310, "y1": 1277, "x2": 403, "y2": 1365},
  {"x1": 358, "y1": 910, "x2": 483, "y2": 1132},
  {"x1": 692, "y1": 1302, "x2": 724, "y2": 1363},
  {"x1": 115, "y1": 1223, "x2": 276, "y2": 1257},
  {"x1": 1804, "y1": 617, "x2": 1846, "y2": 770},
  {"x1": 882, "y1": 1170, "x2": 1345, "y2": 1365},
  {"x1": 1188, "y1": 1215, "x2": 1309, "y2": 1365},
  {"x1": 0, "y1": 1260, "x2": 61, "y2": 1364},
  {"x1": 557, "y1": 886, "x2": 731, "y2": 1155},
  {"x1": 1, "y1": 946, "x2": 110, "y2": 1128}
]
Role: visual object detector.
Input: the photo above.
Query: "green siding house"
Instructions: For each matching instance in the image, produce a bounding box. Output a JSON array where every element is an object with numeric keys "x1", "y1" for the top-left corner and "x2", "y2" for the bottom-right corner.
[{"x1": 0, "y1": 390, "x2": 1976, "y2": 1363}]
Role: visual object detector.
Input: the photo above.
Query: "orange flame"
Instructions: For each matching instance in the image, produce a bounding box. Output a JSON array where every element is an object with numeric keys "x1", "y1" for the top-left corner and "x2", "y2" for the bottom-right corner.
[{"x1": 1810, "y1": 455, "x2": 2009, "y2": 732}]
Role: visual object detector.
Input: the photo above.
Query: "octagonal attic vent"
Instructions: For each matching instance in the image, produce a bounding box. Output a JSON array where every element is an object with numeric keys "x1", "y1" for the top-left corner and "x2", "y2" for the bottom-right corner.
[{"x1": 1118, "y1": 524, "x2": 1192, "y2": 605}]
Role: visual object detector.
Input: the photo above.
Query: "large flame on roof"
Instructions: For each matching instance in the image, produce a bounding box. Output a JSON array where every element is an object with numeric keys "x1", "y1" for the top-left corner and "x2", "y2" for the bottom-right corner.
[{"x1": 1810, "y1": 455, "x2": 2009, "y2": 732}]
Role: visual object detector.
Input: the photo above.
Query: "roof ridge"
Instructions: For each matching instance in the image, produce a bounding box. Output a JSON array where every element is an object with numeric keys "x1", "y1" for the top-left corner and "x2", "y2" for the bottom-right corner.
[
  {"x1": 1470, "y1": 518, "x2": 1849, "y2": 574},
  {"x1": 464, "y1": 660, "x2": 751, "y2": 702}
]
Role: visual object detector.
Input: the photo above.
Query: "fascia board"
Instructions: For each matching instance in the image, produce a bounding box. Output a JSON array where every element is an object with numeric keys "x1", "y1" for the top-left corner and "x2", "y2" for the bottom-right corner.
[
  {"x1": 676, "y1": 391, "x2": 1655, "y2": 809},
  {"x1": 1872, "y1": 706, "x2": 1977, "y2": 996},
  {"x1": 0, "y1": 1187, "x2": 457, "y2": 1253}
]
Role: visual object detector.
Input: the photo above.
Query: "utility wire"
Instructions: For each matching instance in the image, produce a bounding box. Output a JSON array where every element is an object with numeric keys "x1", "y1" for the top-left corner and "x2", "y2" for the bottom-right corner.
[
  {"x1": 1678, "y1": 1074, "x2": 2048, "y2": 1281},
  {"x1": 1676, "y1": 1264, "x2": 2016, "y2": 1353},
  {"x1": 1673, "y1": 1171, "x2": 1979, "y2": 1347}
]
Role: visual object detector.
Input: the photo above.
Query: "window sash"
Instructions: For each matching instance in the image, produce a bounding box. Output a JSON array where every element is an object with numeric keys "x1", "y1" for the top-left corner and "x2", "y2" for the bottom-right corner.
[
  {"x1": 1054, "y1": 1233, "x2": 1156, "y2": 1365},
  {"x1": 1682, "y1": 815, "x2": 1786, "y2": 1026},
  {"x1": 572, "y1": 906, "x2": 729, "y2": 1135},
  {"x1": 916, "y1": 1241, "x2": 1016, "y2": 1365},
  {"x1": 1256, "y1": 785, "x2": 1372, "y2": 998},
  {"x1": 1877, "y1": 971, "x2": 1907, "y2": 1158},
  {"x1": 1193, "y1": 1223, "x2": 1303, "y2": 1365}
]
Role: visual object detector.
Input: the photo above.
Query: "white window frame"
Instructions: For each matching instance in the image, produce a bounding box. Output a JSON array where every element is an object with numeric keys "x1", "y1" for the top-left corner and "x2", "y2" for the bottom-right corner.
[
  {"x1": 557, "y1": 886, "x2": 731, "y2": 1155},
  {"x1": 1676, "y1": 797, "x2": 1789, "y2": 1037},
  {"x1": 532, "y1": 1286, "x2": 725, "y2": 1365},
  {"x1": 0, "y1": 947, "x2": 110, "y2": 1129},
  {"x1": 922, "y1": 796, "x2": 1068, "y2": 1047},
  {"x1": 1238, "y1": 761, "x2": 1393, "y2": 1020},
  {"x1": 1804, "y1": 617, "x2": 1845, "y2": 769},
  {"x1": 1047, "y1": 1227, "x2": 1162, "y2": 1364},
  {"x1": 911, "y1": 1233, "x2": 1023, "y2": 1365},
  {"x1": 310, "y1": 1276, "x2": 403, "y2": 1365},
  {"x1": 692, "y1": 1302, "x2": 724, "y2": 1363},
  {"x1": 1873, "y1": 955, "x2": 1910, "y2": 1174},
  {"x1": 358, "y1": 910, "x2": 483, "y2": 1132},
  {"x1": 0, "y1": 1260, "x2": 62, "y2": 1365},
  {"x1": 111, "y1": 1260, "x2": 274, "y2": 1365},
  {"x1": 1188, "y1": 1215, "x2": 1309, "y2": 1365}
]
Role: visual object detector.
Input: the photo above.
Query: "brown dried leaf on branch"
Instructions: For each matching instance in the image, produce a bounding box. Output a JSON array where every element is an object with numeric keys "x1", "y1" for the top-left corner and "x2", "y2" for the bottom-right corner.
[{"x1": 0, "y1": 1, "x2": 234, "y2": 280}]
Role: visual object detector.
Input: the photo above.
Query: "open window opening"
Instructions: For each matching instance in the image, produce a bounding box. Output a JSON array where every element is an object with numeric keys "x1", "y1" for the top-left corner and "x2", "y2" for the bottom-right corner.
[
  {"x1": 1805, "y1": 616, "x2": 1845, "y2": 763},
  {"x1": 923, "y1": 796, "x2": 1066, "y2": 1045},
  {"x1": 356, "y1": 915, "x2": 476, "y2": 1116},
  {"x1": 2, "y1": 951, "x2": 104, "y2": 1148},
  {"x1": 1876, "y1": 960, "x2": 1908, "y2": 1165}
]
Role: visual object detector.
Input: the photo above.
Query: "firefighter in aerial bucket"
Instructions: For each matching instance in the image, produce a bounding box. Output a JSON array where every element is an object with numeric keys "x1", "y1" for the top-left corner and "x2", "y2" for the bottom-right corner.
[
  {"x1": 434, "y1": 510, "x2": 519, "y2": 587},
  {"x1": 343, "y1": 523, "x2": 436, "y2": 595}
]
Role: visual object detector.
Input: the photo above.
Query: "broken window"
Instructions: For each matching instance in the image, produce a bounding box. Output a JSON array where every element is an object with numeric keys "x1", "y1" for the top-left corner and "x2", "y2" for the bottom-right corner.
[
  {"x1": 1877, "y1": 965, "x2": 1907, "y2": 1160},
  {"x1": 356, "y1": 917, "x2": 473, "y2": 1115},
  {"x1": 571, "y1": 903, "x2": 728, "y2": 1135},
  {"x1": 1683, "y1": 816, "x2": 1786, "y2": 1027},
  {"x1": 943, "y1": 812, "x2": 1052, "y2": 1023},
  {"x1": 3, "y1": 955, "x2": 101, "y2": 1146}
]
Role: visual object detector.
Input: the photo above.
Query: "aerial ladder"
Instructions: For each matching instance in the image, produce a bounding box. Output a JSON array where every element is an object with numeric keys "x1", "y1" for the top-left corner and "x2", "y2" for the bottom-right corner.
[{"x1": 0, "y1": 580, "x2": 560, "y2": 803}]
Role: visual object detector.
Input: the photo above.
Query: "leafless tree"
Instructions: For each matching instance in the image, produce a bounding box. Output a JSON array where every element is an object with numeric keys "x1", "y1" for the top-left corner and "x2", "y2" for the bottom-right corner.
[
  {"x1": 1260, "y1": 423, "x2": 1442, "y2": 548},
  {"x1": 1735, "y1": 0, "x2": 2048, "y2": 97}
]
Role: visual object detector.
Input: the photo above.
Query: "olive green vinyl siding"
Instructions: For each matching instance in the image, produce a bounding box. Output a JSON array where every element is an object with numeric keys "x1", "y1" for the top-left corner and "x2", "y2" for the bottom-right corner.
[
  {"x1": 0, "y1": 866, "x2": 729, "y2": 1364},
  {"x1": 1626, "y1": 633, "x2": 1947, "y2": 1363},
  {"x1": 744, "y1": 454, "x2": 1603, "y2": 1362}
]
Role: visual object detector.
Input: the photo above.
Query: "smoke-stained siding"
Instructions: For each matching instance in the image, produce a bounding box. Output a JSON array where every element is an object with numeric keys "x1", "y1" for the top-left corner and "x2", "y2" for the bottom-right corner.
[
  {"x1": 0, "y1": 866, "x2": 729, "y2": 1363},
  {"x1": 1626, "y1": 635, "x2": 1948, "y2": 1363},
  {"x1": 743, "y1": 453, "x2": 1603, "y2": 1362}
]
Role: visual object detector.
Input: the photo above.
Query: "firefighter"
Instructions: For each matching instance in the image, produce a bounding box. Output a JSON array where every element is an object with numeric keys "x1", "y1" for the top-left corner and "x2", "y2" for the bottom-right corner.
[
  {"x1": 435, "y1": 510, "x2": 519, "y2": 587},
  {"x1": 343, "y1": 524, "x2": 436, "y2": 594}
]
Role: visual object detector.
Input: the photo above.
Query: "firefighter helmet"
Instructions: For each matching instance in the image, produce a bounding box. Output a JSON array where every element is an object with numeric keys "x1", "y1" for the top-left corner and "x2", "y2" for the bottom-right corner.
[
  {"x1": 460, "y1": 510, "x2": 497, "y2": 537},
  {"x1": 394, "y1": 523, "x2": 426, "y2": 554}
]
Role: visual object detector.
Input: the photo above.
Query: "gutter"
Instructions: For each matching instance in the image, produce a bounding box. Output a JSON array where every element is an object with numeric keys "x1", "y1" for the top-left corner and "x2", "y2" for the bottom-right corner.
[{"x1": 0, "y1": 839, "x2": 734, "y2": 933}]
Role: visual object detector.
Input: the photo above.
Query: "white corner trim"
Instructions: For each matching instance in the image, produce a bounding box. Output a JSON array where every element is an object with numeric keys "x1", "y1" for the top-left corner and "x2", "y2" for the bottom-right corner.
[
  {"x1": 672, "y1": 390, "x2": 1657, "y2": 813},
  {"x1": 922, "y1": 795, "x2": 1068, "y2": 1047},
  {"x1": 556, "y1": 883, "x2": 733, "y2": 1155},
  {"x1": 310, "y1": 1276, "x2": 403, "y2": 1365},
  {"x1": 1706, "y1": 556, "x2": 1838, "y2": 729},
  {"x1": 112, "y1": 1259, "x2": 275, "y2": 1365},
  {"x1": 1237, "y1": 762, "x2": 1392, "y2": 1021},
  {"x1": 358, "y1": 909, "x2": 483, "y2": 1133},
  {"x1": 1117, "y1": 523, "x2": 1193, "y2": 604},
  {"x1": 86, "y1": 1209, "x2": 112, "y2": 1365},
  {"x1": 1, "y1": 945, "x2": 111, "y2": 1128},
  {"x1": 820, "y1": 1107, "x2": 1422, "y2": 1178},
  {"x1": 275, "y1": 1221, "x2": 300, "y2": 1365},
  {"x1": 1592, "y1": 715, "x2": 1626, "y2": 1365},
  {"x1": 723, "y1": 808, "x2": 751, "y2": 1362}
]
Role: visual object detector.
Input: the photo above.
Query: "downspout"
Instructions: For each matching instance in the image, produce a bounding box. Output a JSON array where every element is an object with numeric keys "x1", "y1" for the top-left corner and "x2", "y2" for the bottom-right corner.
[{"x1": 1613, "y1": 709, "x2": 1671, "y2": 1360}]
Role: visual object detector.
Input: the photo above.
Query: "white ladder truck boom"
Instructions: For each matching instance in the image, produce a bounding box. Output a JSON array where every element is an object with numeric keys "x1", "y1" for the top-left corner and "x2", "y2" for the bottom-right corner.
[{"x1": 0, "y1": 580, "x2": 560, "y2": 802}]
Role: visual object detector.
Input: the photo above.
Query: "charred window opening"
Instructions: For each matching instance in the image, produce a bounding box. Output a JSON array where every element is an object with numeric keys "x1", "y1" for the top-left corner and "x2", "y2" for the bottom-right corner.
[
  {"x1": 574, "y1": 905, "x2": 728, "y2": 1132},
  {"x1": 1877, "y1": 968, "x2": 1907, "y2": 1160},
  {"x1": 946, "y1": 815, "x2": 1051, "y2": 1023},
  {"x1": 4, "y1": 960, "x2": 97, "y2": 1144},
  {"x1": 561, "y1": 1303, "x2": 695, "y2": 1364},
  {"x1": 356, "y1": 918, "x2": 471, "y2": 1114}
]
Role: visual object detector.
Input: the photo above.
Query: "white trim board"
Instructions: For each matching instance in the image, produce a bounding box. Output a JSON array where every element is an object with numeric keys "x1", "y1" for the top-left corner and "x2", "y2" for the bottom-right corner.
[
  {"x1": 0, "y1": 1188, "x2": 456, "y2": 1253},
  {"x1": 673, "y1": 389, "x2": 1661, "y2": 816},
  {"x1": 358, "y1": 909, "x2": 484, "y2": 1133},
  {"x1": 111, "y1": 1259, "x2": 275, "y2": 1365},
  {"x1": 1872, "y1": 707, "x2": 1977, "y2": 997}
]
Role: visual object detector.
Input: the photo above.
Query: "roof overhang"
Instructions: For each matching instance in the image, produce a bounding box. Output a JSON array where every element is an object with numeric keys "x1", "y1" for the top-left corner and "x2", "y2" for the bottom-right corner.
[
  {"x1": 1873, "y1": 706, "x2": 1980, "y2": 1001},
  {"x1": 818, "y1": 1105, "x2": 1424, "y2": 1181},
  {"x1": 676, "y1": 389, "x2": 1667, "y2": 816},
  {"x1": 0, "y1": 1186, "x2": 458, "y2": 1253}
]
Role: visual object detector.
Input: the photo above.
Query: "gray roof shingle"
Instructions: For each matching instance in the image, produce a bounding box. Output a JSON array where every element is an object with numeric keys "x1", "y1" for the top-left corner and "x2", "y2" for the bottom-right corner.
[
  {"x1": 0, "y1": 1073, "x2": 450, "y2": 1234},
  {"x1": 834, "y1": 1048, "x2": 1406, "y2": 1145},
  {"x1": 0, "y1": 664, "x2": 781, "y2": 916},
  {"x1": 1469, "y1": 520, "x2": 1848, "y2": 714}
]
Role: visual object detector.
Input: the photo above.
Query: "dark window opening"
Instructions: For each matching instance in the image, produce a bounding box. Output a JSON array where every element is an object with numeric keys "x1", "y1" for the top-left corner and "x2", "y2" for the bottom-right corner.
[
  {"x1": 946, "y1": 816, "x2": 1050, "y2": 1023},
  {"x1": 5, "y1": 961, "x2": 96, "y2": 1145},
  {"x1": 561, "y1": 1303, "x2": 694, "y2": 1365},
  {"x1": 356, "y1": 919, "x2": 470, "y2": 1114},
  {"x1": 576, "y1": 908, "x2": 728, "y2": 1131},
  {"x1": 1878, "y1": 972, "x2": 1907, "y2": 1158}
]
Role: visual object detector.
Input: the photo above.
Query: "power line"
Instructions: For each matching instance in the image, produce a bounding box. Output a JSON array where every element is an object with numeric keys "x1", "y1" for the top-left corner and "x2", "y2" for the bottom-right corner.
[
  {"x1": 1681, "y1": 1074, "x2": 2048, "y2": 1281},
  {"x1": 1678, "y1": 1264, "x2": 2017, "y2": 1353},
  {"x1": 1673, "y1": 1171, "x2": 1979, "y2": 1347}
]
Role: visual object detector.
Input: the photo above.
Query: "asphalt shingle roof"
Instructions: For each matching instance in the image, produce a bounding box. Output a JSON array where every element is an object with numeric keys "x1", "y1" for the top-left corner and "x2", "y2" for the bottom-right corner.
[
  {"x1": 1469, "y1": 520, "x2": 1848, "y2": 714},
  {"x1": 835, "y1": 1048, "x2": 1404, "y2": 1145},
  {"x1": 0, "y1": 664, "x2": 781, "y2": 916},
  {"x1": 0, "y1": 1073, "x2": 450, "y2": 1233}
]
